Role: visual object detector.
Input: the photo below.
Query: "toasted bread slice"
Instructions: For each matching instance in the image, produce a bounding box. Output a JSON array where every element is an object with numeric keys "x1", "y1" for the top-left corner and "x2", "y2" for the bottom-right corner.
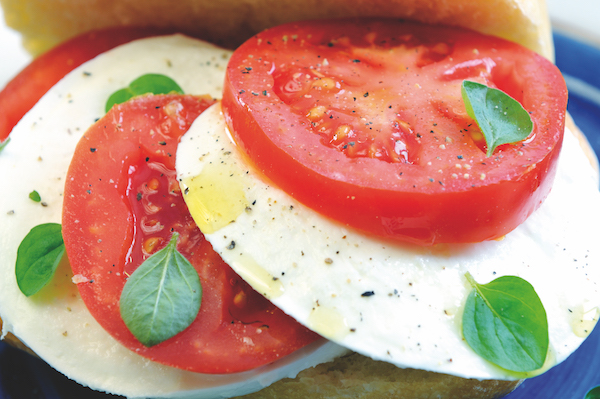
[{"x1": 1, "y1": 0, "x2": 552, "y2": 58}]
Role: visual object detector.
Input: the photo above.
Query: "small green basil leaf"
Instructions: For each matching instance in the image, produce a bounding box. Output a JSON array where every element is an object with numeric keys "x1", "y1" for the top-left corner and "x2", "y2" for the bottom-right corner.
[
  {"x1": 105, "y1": 88, "x2": 132, "y2": 113},
  {"x1": 15, "y1": 223, "x2": 65, "y2": 296},
  {"x1": 105, "y1": 74, "x2": 184, "y2": 112},
  {"x1": 0, "y1": 137, "x2": 10, "y2": 153},
  {"x1": 462, "y1": 272, "x2": 548, "y2": 372},
  {"x1": 585, "y1": 386, "x2": 600, "y2": 399},
  {"x1": 29, "y1": 190, "x2": 41, "y2": 202},
  {"x1": 129, "y1": 74, "x2": 184, "y2": 97},
  {"x1": 120, "y1": 232, "x2": 202, "y2": 347},
  {"x1": 461, "y1": 80, "x2": 533, "y2": 157}
]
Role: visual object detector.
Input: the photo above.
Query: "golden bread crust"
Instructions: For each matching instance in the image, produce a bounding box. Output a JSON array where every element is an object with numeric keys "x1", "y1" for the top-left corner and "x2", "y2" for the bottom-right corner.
[
  {"x1": 241, "y1": 353, "x2": 521, "y2": 399},
  {"x1": 0, "y1": 0, "x2": 552, "y2": 58}
]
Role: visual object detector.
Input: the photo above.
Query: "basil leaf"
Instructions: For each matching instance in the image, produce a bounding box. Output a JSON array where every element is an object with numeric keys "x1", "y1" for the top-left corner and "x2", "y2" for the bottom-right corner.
[
  {"x1": 120, "y1": 232, "x2": 202, "y2": 347},
  {"x1": 462, "y1": 272, "x2": 548, "y2": 372},
  {"x1": 0, "y1": 137, "x2": 10, "y2": 153},
  {"x1": 29, "y1": 190, "x2": 41, "y2": 202},
  {"x1": 586, "y1": 386, "x2": 600, "y2": 399},
  {"x1": 105, "y1": 88, "x2": 132, "y2": 112},
  {"x1": 461, "y1": 80, "x2": 533, "y2": 157},
  {"x1": 105, "y1": 74, "x2": 184, "y2": 112},
  {"x1": 15, "y1": 223, "x2": 65, "y2": 296}
]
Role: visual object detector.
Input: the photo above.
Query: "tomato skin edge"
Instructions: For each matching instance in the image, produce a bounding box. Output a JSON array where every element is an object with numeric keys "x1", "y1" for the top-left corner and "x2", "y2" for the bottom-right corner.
[{"x1": 221, "y1": 19, "x2": 568, "y2": 245}]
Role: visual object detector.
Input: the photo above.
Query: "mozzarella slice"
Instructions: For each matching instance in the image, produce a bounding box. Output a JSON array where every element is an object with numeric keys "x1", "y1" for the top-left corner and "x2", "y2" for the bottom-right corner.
[
  {"x1": 177, "y1": 102, "x2": 600, "y2": 381},
  {"x1": 0, "y1": 35, "x2": 347, "y2": 399}
]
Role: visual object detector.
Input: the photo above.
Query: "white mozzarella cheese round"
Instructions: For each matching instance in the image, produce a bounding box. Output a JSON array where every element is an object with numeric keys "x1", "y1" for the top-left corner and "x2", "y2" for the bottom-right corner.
[
  {"x1": 0, "y1": 35, "x2": 348, "y2": 399},
  {"x1": 176, "y1": 102, "x2": 600, "y2": 381}
]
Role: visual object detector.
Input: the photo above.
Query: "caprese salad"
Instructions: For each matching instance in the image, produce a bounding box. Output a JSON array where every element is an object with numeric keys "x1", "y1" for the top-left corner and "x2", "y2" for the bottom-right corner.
[{"x1": 0, "y1": 17, "x2": 599, "y2": 399}]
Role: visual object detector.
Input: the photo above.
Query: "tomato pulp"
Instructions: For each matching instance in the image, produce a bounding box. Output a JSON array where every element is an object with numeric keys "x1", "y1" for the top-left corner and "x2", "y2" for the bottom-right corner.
[
  {"x1": 62, "y1": 95, "x2": 320, "y2": 373},
  {"x1": 223, "y1": 19, "x2": 568, "y2": 245}
]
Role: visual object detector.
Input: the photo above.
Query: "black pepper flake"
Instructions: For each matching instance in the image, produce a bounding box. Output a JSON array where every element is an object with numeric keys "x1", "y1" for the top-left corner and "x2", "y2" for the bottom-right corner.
[
  {"x1": 158, "y1": 141, "x2": 167, "y2": 146},
  {"x1": 227, "y1": 241, "x2": 236, "y2": 250},
  {"x1": 239, "y1": 89, "x2": 246, "y2": 94},
  {"x1": 262, "y1": 90, "x2": 268, "y2": 96},
  {"x1": 184, "y1": 187, "x2": 189, "y2": 195},
  {"x1": 83, "y1": 71, "x2": 92, "y2": 76},
  {"x1": 457, "y1": 155, "x2": 463, "y2": 159},
  {"x1": 145, "y1": 157, "x2": 150, "y2": 162},
  {"x1": 136, "y1": 192, "x2": 142, "y2": 201},
  {"x1": 361, "y1": 291, "x2": 375, "y2": 297},
  {"x1": 363, "y1": 92, "x2": 369, "y2": 97},
  {"x1": 352, "y1": 59, "x2": 361, "y2": 63},
  {"x1": 90, "y1": 148, "x2": 97, "y2": 152}
]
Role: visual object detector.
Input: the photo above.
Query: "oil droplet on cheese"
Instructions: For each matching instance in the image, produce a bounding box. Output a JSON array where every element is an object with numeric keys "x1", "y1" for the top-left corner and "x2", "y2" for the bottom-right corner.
[
  {"x1": 570, "y1": 303, "x2": 600, "y2": 338},
  {"x1": 308, "y1": 306, "x2": 349, "y2": 340},
  {"x1": 32, "y1": 255, "x2": 80, "y2": 304},
  {"x1": 228, "y1": 253, "x2": 284, "y2": 299},
  {"x1": 181, "y1": 160, "x2": 248, "y2": 234}
]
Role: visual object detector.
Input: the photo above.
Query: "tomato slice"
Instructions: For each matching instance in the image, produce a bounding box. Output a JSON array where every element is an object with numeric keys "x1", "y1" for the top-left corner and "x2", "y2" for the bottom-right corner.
[
  {"x1": 222, "y1": 19, "x2": 567, "y2": 245},
  {"x1": 0, "y1": 27, "x2": 174, "y2": 141},
  {"x1": 62, "y1": 95, "x2": 320, "y2": 373}
]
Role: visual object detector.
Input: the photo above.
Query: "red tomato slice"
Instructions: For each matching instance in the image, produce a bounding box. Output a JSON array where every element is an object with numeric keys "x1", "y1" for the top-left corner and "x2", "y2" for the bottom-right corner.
[
  {"x1": 222, "y1": 19, "x2": 567, "y2": 245},
  {"x1": 0, "y1": 27, "x2": 174, "y2": 141},
  {"x1": 62, "y1": 95, "x2": 320, "y2": 373}
]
